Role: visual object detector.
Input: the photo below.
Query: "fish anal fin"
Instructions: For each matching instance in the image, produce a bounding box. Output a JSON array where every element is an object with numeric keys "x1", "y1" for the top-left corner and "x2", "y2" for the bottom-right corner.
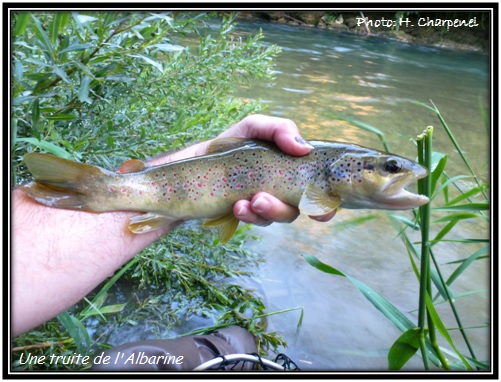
[
  {"x1": 207, "y1": 137, "x2": 255, "y2": 155},
  {"x1": 203, "y1": 214, "x2": 240, "y2": 244},
  {"x1": 299, "y1": 183, "x2": 341, "y2": 216},
  {"x1": 117, "y1": 159, "x2": 147, "y2": 174},
  {"x1": 129, "y1": 213, "x2": 177, "y2": 234}
]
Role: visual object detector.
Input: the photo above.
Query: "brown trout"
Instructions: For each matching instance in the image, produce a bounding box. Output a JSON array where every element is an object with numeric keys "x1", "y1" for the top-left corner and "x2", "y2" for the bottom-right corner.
[{"x1": 20, "y1": 138, "x2": 429, "y2": 243}]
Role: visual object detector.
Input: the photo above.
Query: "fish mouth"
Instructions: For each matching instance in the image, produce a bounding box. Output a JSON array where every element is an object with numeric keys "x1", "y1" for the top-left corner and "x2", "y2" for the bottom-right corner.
[{"x1": 380, "y1": 166, "x2": 429, "y2": 209}]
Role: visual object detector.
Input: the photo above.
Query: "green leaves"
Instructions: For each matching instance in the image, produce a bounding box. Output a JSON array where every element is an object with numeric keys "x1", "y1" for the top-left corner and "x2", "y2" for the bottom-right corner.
[
  {"x1": 388, "y1": 328, "x2": 423, "y2": 370},
  {"x1": 13, "y1": 12, "x2": 31, "y2": 37}
]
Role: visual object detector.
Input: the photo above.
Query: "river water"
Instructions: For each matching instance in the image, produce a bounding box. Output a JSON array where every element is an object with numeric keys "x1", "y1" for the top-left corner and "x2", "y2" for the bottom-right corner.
[{"x1": 229, "y1": 21, "x2": 490, "y2": 371}]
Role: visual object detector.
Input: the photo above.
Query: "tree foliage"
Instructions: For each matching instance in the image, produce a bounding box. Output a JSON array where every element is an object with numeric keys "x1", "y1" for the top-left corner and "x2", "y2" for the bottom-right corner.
[{"x1": 12, "y1": 11, "x2": 280, "y2": 179}]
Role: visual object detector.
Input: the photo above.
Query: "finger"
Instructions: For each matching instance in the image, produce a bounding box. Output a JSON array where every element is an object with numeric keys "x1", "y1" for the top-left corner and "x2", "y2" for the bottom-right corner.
[
  {"x1": 234, "y1": 200, "x2": 272, "y2": 227},
  {"x1": 249, "y1": 193, "x2": 300, "y2": 223},
  {"x1": 219, "y1": 114, "x2": 314, "y2": 156}
]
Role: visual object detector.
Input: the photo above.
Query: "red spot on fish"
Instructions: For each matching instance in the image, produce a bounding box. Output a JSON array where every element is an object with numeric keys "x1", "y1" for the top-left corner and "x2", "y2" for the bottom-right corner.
[
  {"x1": 278, "y1": 169, "x2": 283, "y2": 175},
  {"x1": 139, "y1": 190, "x2": 143, "y2": 195},
  {"x1": 198, "y1": 183, "x2": 202, "y2": 187},
  {"x1": 223, "y1": 193, "x2": 228, "y2": 197},
  {"x1": 235, "y1": 184, "x2": 243, "y2": 189},
  {"x1": 234, "y1": 165, "x2": 239, "y2": 170},
  {"x1": 222, "y1": 177, "x2": 227, "y2": 183},
  {"x1": 121, "y1": 188, "x2": 127, "y2": 193},
  {"x1": 261, "y1": 180, "x2": 265, "y2": 185},
  {"x1": 151, "y1": 182, "x2": 156, "y2": 186},
  {"x1": 109, "y1": 187, "x2": 116, "y2": 193}
]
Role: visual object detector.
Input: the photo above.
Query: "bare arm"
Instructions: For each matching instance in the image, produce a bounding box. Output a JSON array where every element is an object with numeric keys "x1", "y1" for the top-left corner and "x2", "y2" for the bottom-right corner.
[{"x1": 11, "y1": 115, "x2": 334, "y2": 336}]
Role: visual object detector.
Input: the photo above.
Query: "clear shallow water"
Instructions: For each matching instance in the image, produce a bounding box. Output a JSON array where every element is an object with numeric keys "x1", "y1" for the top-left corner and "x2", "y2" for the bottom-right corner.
[{"x1": 231, "y1": 21, "x2": 490, "y2": 371}]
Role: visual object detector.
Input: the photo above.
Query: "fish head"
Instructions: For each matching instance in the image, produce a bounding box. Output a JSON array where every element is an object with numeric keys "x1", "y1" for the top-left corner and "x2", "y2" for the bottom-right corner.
[{"x1": 328, "y1": 152, "x2": 429, "y2": 210}]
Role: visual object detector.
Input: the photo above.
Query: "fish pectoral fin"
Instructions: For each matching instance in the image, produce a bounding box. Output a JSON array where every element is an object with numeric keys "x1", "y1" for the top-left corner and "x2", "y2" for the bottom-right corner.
[
  {"x1": 117, "y1": 159, "x2": 148, "y2": 174},
  {"x1": 128, "y1": 213, "x2": 177, "y2": 234},
  {"x1": 203, "y1": 214, "x2": 240, "y2": 244},
  {"x1": 299, "y1": 183, "x2": 342, "y2": 216}
]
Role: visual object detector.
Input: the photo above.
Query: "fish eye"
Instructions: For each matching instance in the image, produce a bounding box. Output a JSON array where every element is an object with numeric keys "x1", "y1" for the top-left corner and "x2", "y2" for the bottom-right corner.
[{"x1": 384, "y1": 159, "x2": 402, "y2": 174}]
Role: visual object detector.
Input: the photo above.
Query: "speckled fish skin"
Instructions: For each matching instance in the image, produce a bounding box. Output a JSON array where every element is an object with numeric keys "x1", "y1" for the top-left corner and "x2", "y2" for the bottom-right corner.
[
  {"x1": 108, "y1": 140, "x2": 344, "y2": 219},
  {"x1": 20, "y1": 138, "x2": 429, "y2": 241}
]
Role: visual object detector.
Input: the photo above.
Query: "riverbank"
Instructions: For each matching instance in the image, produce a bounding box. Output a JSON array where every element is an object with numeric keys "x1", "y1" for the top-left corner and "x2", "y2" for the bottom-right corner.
[{"x1": 234, "y1": 11, "x2": 489, "y2": 52}]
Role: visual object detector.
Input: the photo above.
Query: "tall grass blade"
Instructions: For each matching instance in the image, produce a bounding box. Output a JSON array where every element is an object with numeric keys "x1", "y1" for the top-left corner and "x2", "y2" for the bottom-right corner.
[
  {"x1": 303, "y1": 255, "x2": 414, "y2": 332},
  {"x1": 425, "y1": 293, "x2": 472, "y2": 370},
  {"x1": 429, "y1": 100, "x2": 487, "y2": 198},
  {"x1": 17, "y1": 137, "x2": 73, "y2": 159},
  {"x1": 13, "y1": 12, "x2": 31, "y2": 37},
  {"x1": 57, "y1": 311, "x2": 91, "y2": 355},
  {"x1": 327, "y1": 115, "x2": 391, "y2": 152},
  {"x1": 446, "y1": 246, "x2": 489, "y2": 286}
]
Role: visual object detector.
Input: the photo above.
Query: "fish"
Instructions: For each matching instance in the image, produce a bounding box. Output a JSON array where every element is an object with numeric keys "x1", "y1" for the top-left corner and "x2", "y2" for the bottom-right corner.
[{"x1": 20, "y1": 138, "x2": 429, "y2": 243}]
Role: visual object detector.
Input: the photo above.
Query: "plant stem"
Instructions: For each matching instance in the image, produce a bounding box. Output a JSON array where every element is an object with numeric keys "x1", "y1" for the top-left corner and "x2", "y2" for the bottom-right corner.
[
  {"x1": 418, "y1": 127, "x2": 452, "y2": 370},
  {"x1": 416, "y1": 132, "x2": 431, "y2": 369}
]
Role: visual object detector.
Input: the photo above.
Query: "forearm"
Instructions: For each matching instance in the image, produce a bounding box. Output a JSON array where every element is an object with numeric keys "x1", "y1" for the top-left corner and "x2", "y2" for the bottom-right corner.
[{"x1": 11, "y1": 142, "x2": 209, "y2": 337}]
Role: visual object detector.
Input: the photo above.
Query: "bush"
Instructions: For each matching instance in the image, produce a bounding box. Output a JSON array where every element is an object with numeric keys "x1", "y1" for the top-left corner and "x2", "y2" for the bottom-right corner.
[{"x1": 11, "y1": 11, "x2": 285, "y2": 371}]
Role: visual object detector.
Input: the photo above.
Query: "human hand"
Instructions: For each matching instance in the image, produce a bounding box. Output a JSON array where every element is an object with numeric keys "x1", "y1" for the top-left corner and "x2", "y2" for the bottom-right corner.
[{"x1": 218, "y1": 114, "x2": 337, "y2": 226}]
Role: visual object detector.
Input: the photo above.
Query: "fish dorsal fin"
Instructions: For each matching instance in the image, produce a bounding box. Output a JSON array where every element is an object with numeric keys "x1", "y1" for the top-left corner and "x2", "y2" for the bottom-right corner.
[
  {"x1": 202, "y1": 213, "x2": 240, "y2": 244},
  {"x1": 299, "y1": 183, "x2": 342, "y2": 216},
  {"x1": 128, "y1": 212, "x2": 177, "y2": 233},
  {"x1": 117, "y1": 159, "x2": 147, "y2": 174},
  {"x1": 207, "y1": 137, "x2": 256, "y2": 155}
]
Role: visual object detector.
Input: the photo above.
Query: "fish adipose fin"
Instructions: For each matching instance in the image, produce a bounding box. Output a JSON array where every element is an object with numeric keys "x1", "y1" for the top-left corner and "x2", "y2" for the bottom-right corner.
[
  {"x1": 117, "y1": 159, "x2": 148, "y2": 174},
  {"x1": 203, "y1": 214, "x2": 240, "y2": 244},
  {"x1": 299, "y1": 183, "x2": 342, "y2": 216},
  {"x1": 20, "y1": 153, "x2": 106, "y2": 211},
  {"x1": 129, "y1": 213, "x2": 178, "y2": 234}
]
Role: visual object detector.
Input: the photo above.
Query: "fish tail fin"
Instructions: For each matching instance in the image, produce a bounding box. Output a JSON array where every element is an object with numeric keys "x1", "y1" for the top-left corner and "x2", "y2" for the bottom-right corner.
[{"x1": 20, "y1": 153, "x2": 108, "y2": 211}]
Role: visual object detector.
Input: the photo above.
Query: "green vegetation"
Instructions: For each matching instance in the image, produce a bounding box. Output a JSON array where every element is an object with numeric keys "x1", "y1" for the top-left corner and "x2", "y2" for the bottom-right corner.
[
  {"x1": 11, "y1": 11, "x2": 287, "y2": 370},
  {"x1": 306, "y1": 103, "x2": 490, "y2": 370}
]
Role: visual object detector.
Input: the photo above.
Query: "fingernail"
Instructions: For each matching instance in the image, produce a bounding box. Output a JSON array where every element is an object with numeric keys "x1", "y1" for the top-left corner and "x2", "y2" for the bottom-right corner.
[
  {"x1": 236, "y1": 204, "x2": 248, "y2": 217},
  {"x1": 295, "y1": 135, "x2": 315, "y2": 149},
  {"x1": 252, "y1": 196, "x2": 270, "y2": 213}
]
